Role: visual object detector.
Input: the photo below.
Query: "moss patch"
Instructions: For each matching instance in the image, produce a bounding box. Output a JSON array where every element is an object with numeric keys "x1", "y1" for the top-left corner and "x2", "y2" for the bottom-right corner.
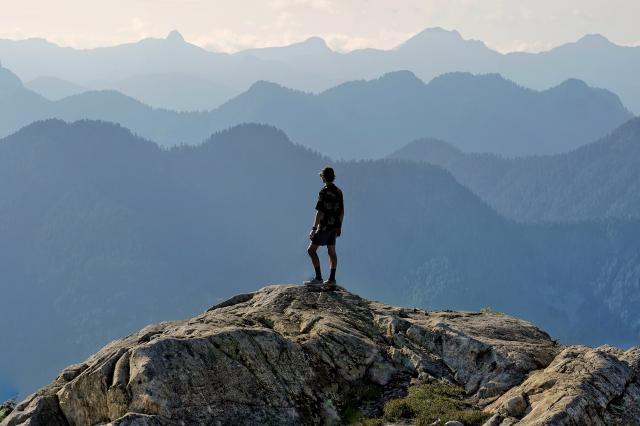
[
  {"x1": 480, "y1": 307, "x2": 504, "y2": 316},
  {"x1": 0, "y1": 400, "x2": 16, "y2": 422},
  {"x1": 358, "y1": 382, "x2": 490, "y2": 426}
]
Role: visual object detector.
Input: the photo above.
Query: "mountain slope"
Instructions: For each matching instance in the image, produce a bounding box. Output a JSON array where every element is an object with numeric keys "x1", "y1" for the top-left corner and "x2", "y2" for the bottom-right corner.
[
  {"x1": 24, "y1": 76, "x2": 87, "y2": 100},
  {"x1": 0, "y1": 66, "x2": 631, "y2": 158},
  {"x1": 89, "y1": 73, "x2": 239, "y2": 111},
  {"x1": 4, "y1": 285, "x2": 639, "y2": 426},
  {"x1": 0, "y1": 66, "x2": 52, "y2": 137},
  {"x1": 2, "y1": 120, "x2": 640, "y2": 398},
  {"x1": 389, "y1": 118, "x2": 640, "y2": 222},
  {"x1": 499, "y1": 34, "x2": 640, "y2": 113}
]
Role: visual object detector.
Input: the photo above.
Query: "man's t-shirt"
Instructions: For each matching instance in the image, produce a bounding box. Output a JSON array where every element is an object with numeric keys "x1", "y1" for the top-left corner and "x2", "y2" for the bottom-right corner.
[{"x1": 315, "y1": 183, "x2": 344, "y2": 231}]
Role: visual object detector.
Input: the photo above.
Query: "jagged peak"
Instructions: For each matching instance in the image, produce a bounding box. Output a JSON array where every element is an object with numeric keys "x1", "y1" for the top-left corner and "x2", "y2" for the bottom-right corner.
[{"x1": 166, "y1": 30, "x2": 185, "y2": 43}]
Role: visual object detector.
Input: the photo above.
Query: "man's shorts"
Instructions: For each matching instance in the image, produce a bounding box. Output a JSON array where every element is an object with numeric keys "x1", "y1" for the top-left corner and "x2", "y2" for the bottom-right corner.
[{"x1": 312, "y1": 228, "x2": 337, "y2": 246}]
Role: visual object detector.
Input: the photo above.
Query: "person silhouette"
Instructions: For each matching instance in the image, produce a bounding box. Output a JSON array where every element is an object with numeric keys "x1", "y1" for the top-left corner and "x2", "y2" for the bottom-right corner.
[{"x1": 304, "y1": 167, "x2": 344, "y2": 290}]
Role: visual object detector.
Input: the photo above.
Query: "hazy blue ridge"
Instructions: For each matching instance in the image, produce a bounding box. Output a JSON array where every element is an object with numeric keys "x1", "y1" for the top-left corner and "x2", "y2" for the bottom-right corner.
[
  {"x1": 0, "y1": 65, "x2": 632, "y2": 159},
  {"x1": 1, "y1": 28, "x2": 640, "y2": 112},
  {"x1": 24, "y1": 76, "x2": 87, "y2": 101},
  {"x1": 389, "y1": 117, "x2": 640, "y2": 222}
]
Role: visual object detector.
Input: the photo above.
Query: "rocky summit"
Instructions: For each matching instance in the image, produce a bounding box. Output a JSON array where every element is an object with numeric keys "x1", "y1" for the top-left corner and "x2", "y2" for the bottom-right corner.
[{"x1": 3, "y1": 285, "x2": 639, "y2": 425}]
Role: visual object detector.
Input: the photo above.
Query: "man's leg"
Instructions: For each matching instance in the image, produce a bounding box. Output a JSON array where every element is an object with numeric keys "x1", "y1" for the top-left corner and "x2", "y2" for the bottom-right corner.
[
  {"x1": 327, "y1": 245, "x2": 337, "y2": 282},
  {"x1": 307, "y1": 243, "x2": 322, "y2": 280}
]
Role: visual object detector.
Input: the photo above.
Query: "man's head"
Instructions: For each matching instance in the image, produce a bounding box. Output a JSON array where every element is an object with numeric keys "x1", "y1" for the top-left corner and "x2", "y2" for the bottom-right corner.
[{"x1": 319, "y1": 167, "x2": 335, "y2": 183}]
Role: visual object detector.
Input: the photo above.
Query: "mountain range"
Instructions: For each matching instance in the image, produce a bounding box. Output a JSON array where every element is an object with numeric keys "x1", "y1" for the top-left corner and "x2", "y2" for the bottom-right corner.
[
  {"x1": 2, "y1": 28, "x2": 640, "y2": 113},
  {"x1": 2, "y1": 119, "x2": 640, "y2": 398},
  {"x1": 0, "y1": 65, "x2": 632, "y2": 159},
  {"x1": 389, "y1": 117, "x2": 640, "y2": 222}
]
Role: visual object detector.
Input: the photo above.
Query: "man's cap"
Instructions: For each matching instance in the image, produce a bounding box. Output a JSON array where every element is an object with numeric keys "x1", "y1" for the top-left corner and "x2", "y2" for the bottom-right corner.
[{"x1": 319, "y1": 167, "x2": 335, "y2": 179}]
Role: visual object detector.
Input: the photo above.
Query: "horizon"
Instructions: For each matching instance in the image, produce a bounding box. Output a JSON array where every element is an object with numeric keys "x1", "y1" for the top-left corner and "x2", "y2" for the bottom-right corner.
[
  {"x1": 2, "y1": 0, "x2": 640, "y2": 54},
  {"x1": 0, "y1": 26, "x2": 638, "y2": 55}
]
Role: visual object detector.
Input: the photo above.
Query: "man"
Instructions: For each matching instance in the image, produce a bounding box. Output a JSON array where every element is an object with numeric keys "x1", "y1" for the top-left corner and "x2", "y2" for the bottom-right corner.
[{"x1": 304, "y1": 167, "x2": 344, "y2": 290}]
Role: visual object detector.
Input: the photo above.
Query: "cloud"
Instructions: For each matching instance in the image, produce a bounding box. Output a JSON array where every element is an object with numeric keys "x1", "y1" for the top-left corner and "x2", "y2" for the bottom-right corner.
[
  {"x1": 197, "y1": 29, "x2": 260, "y2": 52},
  {"x1": 109, "y1": 17, "x2": 153, "y2": 45},
  {"x1": 0, "y1": 28, "x2": 31, "y2": 40},
  {"x1": 488, "y1": 39, "x2": 554, "y2": 53},
  {"x1": 130, "y1": 17, "x2": 146, "y2": 33},
  {"x1": 321, "y1": 33, "x2": 373, "y2": 52},
  {"x1": 275, "y1": 12, "x2": 295, "y2": 29},
  {"x1": 196, "y1": 28, "x2": 306, "y2": 52},
  {"x1": 269, "y1": 0, "x2": 334, "y2": 11},
  {"x1": 3, "y1": 0, "x2": 640, "y2": 53},
  {"x1": 195, "y1": 26, "x2": 418, "y2": 54}
]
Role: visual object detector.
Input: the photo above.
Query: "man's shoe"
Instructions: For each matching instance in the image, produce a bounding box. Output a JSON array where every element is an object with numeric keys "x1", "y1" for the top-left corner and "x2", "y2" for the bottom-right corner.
[
  {"x1": 303, "y1": 278, "x2": 323, "y2": 286},
  {"x1": 322, "y1": 279, "x2": 337, "y2": 290}
]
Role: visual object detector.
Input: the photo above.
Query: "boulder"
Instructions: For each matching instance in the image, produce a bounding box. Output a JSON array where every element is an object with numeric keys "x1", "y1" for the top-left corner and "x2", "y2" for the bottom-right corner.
[{"x1": 486, "y1": 345, "x2": 640, "y2": 425}]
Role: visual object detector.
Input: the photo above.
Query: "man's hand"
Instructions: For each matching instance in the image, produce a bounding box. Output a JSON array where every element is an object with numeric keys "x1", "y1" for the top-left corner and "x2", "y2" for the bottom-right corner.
[
  {"x1": 336, "y1": 228, "x2": 341, "y2": 237},
  {"x1": 309, "y1": 227, "x2": 318, "y2": 240}
]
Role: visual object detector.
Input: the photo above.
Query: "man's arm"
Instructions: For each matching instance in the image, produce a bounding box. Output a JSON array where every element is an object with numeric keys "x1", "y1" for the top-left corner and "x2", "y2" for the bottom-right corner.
[
  {"x1": 310, "y1": 210, "x2": 324, "y2": 239},
  {"x1": 311, "y1": 190, "x2": 326, "y2": 238}
]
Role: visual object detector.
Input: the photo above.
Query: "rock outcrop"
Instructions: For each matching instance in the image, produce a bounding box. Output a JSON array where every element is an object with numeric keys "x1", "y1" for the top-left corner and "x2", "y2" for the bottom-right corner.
[
  {"x1": 486, "y1": 345, "x2": 640, "y2": 425},
  {"x1": 2, "y1": 285, "x2": 638, "y2": 425}
]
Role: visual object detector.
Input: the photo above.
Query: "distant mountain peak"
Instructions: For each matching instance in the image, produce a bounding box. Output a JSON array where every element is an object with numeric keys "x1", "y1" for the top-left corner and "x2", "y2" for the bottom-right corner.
[
  {"x1": 270, "y1": 36, "x2": 333, "y2": 56},
  {"x1": 238, "y1": 80, "x2": 298, "y2": 99},
  {"x1": 377, "y1": 70, "x2": 423, "y2": 85},
  {"x1": 397, "y1": 27, "x2": 466, "y2": 50},
  {"x1": 575, "y1": 33, "x2": 614, "y2": 47},
  {"x1": 389, "y1": 137, "x2": 463, "y2": 166},
  {"x1": 417, "y1": 27, "x2": 462, "y2": 38},
  {"x1": 557, "y1": 78, "x2": 589, "y2": 89},
  {"x1": 166, "y1": 30, "x2": 185, "y2": 43},
  {"x1": 301, "y1": 36, "x2": 329, "y2": 49},
  {"x1": 248, "y1": 80, "x2": 284, "y2": 91}
]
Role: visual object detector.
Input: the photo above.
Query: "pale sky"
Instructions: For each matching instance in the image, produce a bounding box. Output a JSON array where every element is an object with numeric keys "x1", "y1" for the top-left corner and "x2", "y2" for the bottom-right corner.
[{"x1": 1, "y1": 0, "x2": 639, "y2": 53}]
